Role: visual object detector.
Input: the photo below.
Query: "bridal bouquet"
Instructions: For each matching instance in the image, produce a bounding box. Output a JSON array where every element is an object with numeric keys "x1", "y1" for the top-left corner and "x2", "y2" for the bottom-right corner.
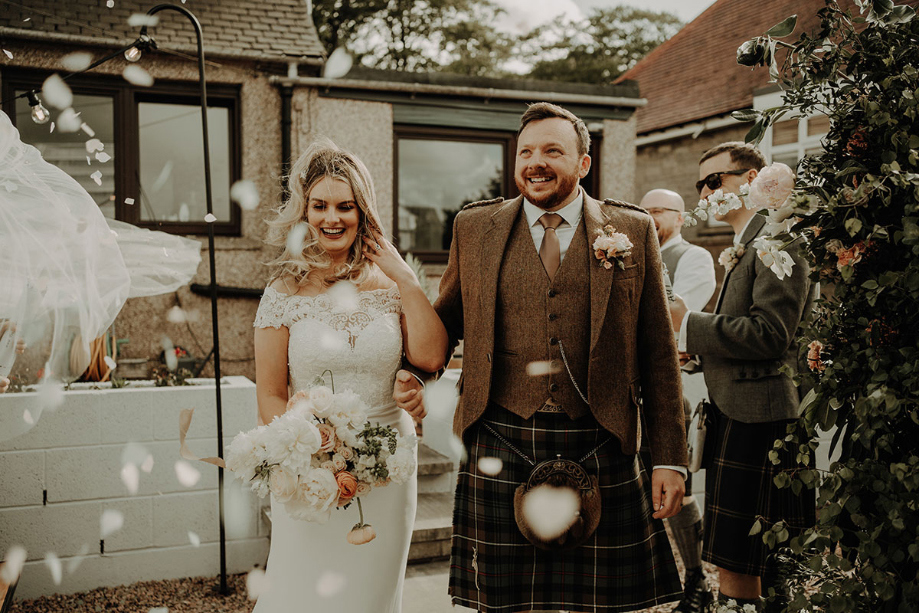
[{"x1": 225, "y1": 383, "x2": 416, "y2": 544}]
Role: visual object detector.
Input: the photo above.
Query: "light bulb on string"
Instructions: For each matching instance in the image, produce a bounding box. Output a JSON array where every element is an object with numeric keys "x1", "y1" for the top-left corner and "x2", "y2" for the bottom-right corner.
[
  {"x1": 26, "y1": 91, "x2": 50, "y2": 125},
  {"x1": 124, "y1": 46, "x2": 142, "y2": 62}
]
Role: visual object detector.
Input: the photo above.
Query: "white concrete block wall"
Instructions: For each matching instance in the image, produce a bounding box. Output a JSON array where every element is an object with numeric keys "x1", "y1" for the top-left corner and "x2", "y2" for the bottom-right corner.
[{"x1": 0, "y1": 376, "x2": 268, "y2": 598}]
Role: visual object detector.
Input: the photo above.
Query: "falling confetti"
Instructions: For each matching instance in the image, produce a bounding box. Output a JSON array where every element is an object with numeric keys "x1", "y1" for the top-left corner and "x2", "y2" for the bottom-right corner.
[
  {"x1": 161, "y1": 336, "x2": 178, "y2": 371},
  {"x1": 187, "y1": 531, "x2": 200, "y2": 547},
  {"x1": 140, "y1": 453, "x2": 155, "y2": 473},
  {"x1": 323, "y1": 47, "x2": 354, "y2": 80},
  {"x1": 0, "y1": 546, "x2": 26, "y2": 584},
  {"x1": 90, "y1": 170, "x2": 103, "y2": 186},
  {"x1": 204, "y1": 213, "x2": 217, "y2": 223},
  {"x1": 230, "y1": 179, "x2": 260, "y2": 210},
  {"x1": 526, "y1": 360, "x2": 561, "y2": 377},
  {"x1": 121, "y1": 462, "x2": 139, "y2": 494},
  {"x1": 123, "y1": 64, "x2": 154, "y2": 87},
  {"x1": 86, "y1": 155, "x2": 92, "y2": 166},
  {"x1": 61, "y1": 51, "x2": 92, "y2": 72},
  {"x1": 81, "y1": 122, "x2": 95, "y2": 137},
  {"x1": 166, "y1": 306, "x2": 187, "y2": 324},
  {"x1": 286, "y1": 222, "x2": 309, "y2": 255},
  {"x1": 151, "y1": 160, "x2": 173, "y2": 192},
  {"x1": 42, "y1": 74, "x2": 73, "y2": 109},
  {"x1": 149, "y1": 608, "x2": 168, "y2": 613},
  {"x1": 175, "y1": 460, "x2": 201, "y2": 487},
  {"x1": 100, "y1": 509, "x2": 124, "y2": 538},
  {"x1": 57, "y1": 108, "x2": 81, "y2": 133},
  {"x1": 127, "y1": 14, "x2": 160, "y2": 27},
  {"x1": 316, "y1": 571, "x2": 347, "y2": 597},
  {"x1": 66, "y1": 544, "x2": 90, "y2": 574},
  {"x1": 44, "y1": 552, "x2": 62, "y2": 585},
  {"x1": 37, "y1": 381, "x2": 65, "y2": 410},
  {"x1": 50, "y1": 121, "x2": 55, "y2": 132},
  {"x1": 106, "y1": 0, "x2": 114, "y2": 7},
  {"x1": 327, "y1": 280, "x2": 360, "y2": 311},
  {"x1": 520, "y1": 484, "x2": 580, "y2": 541},
  {"x1": 85, "y1": 138, "x2": 104, "y2": 153},
  {"x1": 124, "y1": 197, "x2": 135, "y2": 205},
  {"x1": 22, "y1": 409, "x2": 34, "y2": 425},
  {"x1": 96, "y1": 151, "x2": 112, "y2": 163},
  {"x1": 2, "y1": 50, "x2": 12, "y2": 60},
  {"x1": 477, "y1": 456, "x2": 503, "y2": 476},
  {"x1": 103, "y1": 356, "x2": 117, "y2": 370},
  {"x1": 246, "y1": 568, "x2": 271, "y2": 600},
  {"x1": 449, "y1": 434, "x2": 468, "y2": 464}
]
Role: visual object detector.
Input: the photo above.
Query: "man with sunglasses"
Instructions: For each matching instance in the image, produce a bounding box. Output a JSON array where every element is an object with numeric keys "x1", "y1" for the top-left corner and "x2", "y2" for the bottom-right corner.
[
  {"x1": 669, "y1": 142, "x2": 815, "y2": 611},
  {"x1": 640, "y1": 188, "x2": 716, "y2": 613}
]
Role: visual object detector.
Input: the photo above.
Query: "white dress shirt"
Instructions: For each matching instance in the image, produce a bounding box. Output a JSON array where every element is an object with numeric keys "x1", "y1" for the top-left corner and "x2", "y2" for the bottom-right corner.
[
  {"x1": 524, "y1": 191, "x2": 686, "y2": 478},
  {"x1": 661, "y1": 235, "x2": 716, "y2": 313}
]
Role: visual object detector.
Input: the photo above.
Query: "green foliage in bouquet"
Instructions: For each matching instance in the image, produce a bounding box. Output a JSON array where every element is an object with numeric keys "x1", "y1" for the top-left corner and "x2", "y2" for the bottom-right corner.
[{"x1": 733, "y1": 1, "x2": 919, "y2": 610}]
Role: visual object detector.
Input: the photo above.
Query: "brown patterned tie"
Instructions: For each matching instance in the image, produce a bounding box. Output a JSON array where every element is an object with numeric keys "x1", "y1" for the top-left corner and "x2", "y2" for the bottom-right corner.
[{"x1": 538, "y1": 213, "x2": 564, "y2": 281}]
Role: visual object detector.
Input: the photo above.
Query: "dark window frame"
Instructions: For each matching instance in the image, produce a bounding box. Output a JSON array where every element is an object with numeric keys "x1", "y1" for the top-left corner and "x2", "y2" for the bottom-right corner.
[
  {"x1": 393, "y1": 124, "x2": 602, "y2": 262},
  {"x1": 2, "y1": 69, "x2": 242, "y2": 236}
]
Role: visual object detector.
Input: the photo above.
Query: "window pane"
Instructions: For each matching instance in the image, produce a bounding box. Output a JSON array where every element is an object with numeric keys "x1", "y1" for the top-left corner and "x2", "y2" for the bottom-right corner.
[
  {"x1": 772, "y1": 119, "x2": 798, "y2": 146},
  {"x1": 15, "y1": 92, "x2": 116, "y2": 218},
  {"x1": 807, "y1": 114, "x2": 830, "y2": 136},
  {"x1": 138, "y1": 102, "x2": 230, "y2": 223},
  {"x1": 398, "y1": 139, "x2": 503, "y2": 251}
]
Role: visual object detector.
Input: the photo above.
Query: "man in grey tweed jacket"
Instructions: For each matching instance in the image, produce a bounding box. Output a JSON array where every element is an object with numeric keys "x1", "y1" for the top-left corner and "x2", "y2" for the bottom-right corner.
[{"x1": 670, "y1": 142, "x2": 815, "y2": 610}]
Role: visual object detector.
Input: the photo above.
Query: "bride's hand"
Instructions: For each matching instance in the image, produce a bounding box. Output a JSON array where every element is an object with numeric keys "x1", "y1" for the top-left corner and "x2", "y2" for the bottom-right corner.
[
  {"x1": 393, "y1": 370, "x2": 425, "y2": 419},
  {"x1": 362, "y1": 231, "x2": 416, "y2": 288}
]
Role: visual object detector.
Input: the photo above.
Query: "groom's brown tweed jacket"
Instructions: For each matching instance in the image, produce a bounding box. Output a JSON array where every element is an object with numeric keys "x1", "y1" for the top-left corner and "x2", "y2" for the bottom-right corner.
[{"x1": 434, "y1": 194, "x2": 688, "y2": 467}]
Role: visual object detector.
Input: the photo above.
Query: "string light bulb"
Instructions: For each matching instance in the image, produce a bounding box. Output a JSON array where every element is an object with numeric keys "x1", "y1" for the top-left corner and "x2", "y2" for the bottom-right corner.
[
  {"x1": 26, "y1": 91, "x2": 50, "y2": 125},
  {"x1": 124, "y1": 45, "x2": 142, "y2": 62}
]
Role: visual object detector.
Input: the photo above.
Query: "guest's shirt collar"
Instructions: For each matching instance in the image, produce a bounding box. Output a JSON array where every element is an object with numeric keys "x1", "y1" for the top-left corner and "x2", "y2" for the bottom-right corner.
[
  {"x1": 734, "y1": 214, "x2": 757, "y2": 246},
  {"x1": 660, "y1": 234, "x2": 684, "y2": 251},
  {"x1": 524, "y1": 188, "x2": 584, "y2": 229}
]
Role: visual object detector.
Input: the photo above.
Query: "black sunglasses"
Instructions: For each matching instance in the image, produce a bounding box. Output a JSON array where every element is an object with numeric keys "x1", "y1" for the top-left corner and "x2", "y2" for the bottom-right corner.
[{"x1": 695, "y1": 169, "x2": 752, "y2": 194}]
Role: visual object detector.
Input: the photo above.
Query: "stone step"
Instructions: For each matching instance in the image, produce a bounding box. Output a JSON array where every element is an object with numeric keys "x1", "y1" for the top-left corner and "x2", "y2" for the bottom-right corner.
[
  {"x1": 417, "y1": 444, "x2": 457, "y2": 494},
  {"x1": 408, "y1": 492, "x2": 453, "y2": 564}
]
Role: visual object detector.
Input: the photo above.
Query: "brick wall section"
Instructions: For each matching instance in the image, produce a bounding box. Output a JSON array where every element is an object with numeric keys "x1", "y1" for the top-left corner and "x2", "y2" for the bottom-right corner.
[{"x1": 0, "y1": 0, "x2": 324, "y2": 61}]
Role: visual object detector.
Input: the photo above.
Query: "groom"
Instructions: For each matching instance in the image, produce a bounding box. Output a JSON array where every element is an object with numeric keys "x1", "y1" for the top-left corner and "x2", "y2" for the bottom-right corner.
[{"x1": 430, "y1": 102, "x2": 688, "y2": 612}]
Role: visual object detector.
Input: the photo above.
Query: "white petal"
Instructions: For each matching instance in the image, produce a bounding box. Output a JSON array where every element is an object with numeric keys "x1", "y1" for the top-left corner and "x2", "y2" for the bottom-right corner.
[
  {"x1": 286, "y1": 222, "x2": 308, "y2": 256},
  {"x1": 100, "y1": 509, "x2": 124, "y2": 538},
  {"x1": 0, "y1": 546, "x2": 26, "y2": 584},
  {"x1": 85, "y1": 138, "x2": 104, "y2": 153},
  {"x1": 61, "y1": 52, "x2": 92, "y2": 72},
  {"x1": 230, "y1": 179, "x2": 260, "y2": 210},
  {"x1": 121, "y1": 463, "x2": 139, "y2": 494},
  {"x1": 477, "y1": 456, "x2": 503, "y2": 476},
  {"x1": 124, "y1": 197, "x2": 135, "y2": 205},
  {"x1": 42, "y1": 74, "x2": 73, "y2": 110},
  {"x1": 246, "y1": 568, "x2": 271, "y2": 600},
  {"x1": 37, "y1": 382, "x2": 65, "y2": 411},
  {"x1": 525, "y1": 360, "x2": 561, "y2": 377},
  {"x1": 57, "y1": 108, "x2": 82, "y2": 133},
  {"x1": 65, "y1": 544, "x2": 90, "y2": 574},
  {"x1": 23, "y1": 409, "x2": 34, "y2": 425},
  {"x1": 127, "y1": 14, "x2": 160, "y2": 27},
  {"x1": 106, "y1": 0, "x2": 114, "y2": 6},
  {"x1": 323, "y1": 48, "x2": 353, "y2": 80},
  {"x1": 103, "y1": 356, "x2": 117, "y2": 370},
  {"x1": 520, "y1": 484, "x2": 580, "y2": 541},
  {"x1": 326, "y1": 281, "x2": 359, "y2": 310},
  {"x1": 204, "y1": 213, "x2": 217, "y2": 223},
  {"x1": 315, "y1": 570, "x2": 347, "y2": 597},
  {"x1": 166, "y1": 306, "x2": 187, "y2": 324},
  {"x1": 187, "y1": 531, "x2": 200, "y2": 547},
  {"x1": 123, "y1": 65, "x2": 154, "y2": 87},
  {"x1": 140, "y1": 454, "x2": 155, "y2": 473},
  {"x1": 161, "y1": 336, "x2": 178, "y2": 371},
  {"x1": 175, "y1": 460, "x2": 201, "y2": 487},
  {"x1": 2, "y1": 49, "x2": 12, "y2": 59},
  {"x1": 81, "y1": 123, "x2": 95, "y2": 137},
  {"x1": 44, "y1": 552, "x2": 62, "y2": 585},
  {"x1": 90, "y1": 170, "x2": 103, "y2": 186},
  {"x1": 96, "y1": 151, "x2": 112, "y2": 163}
]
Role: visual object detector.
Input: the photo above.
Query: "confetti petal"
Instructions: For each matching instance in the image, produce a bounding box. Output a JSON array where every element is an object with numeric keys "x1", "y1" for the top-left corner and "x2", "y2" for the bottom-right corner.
[
  {"x1": 127, "y1": 14, "x2": 160, "y2": 27},
  {"x1": 327, "y1": 281, "x2": 360, "y2": 311},
  {"x1": 23, "y1": 408, "x2": 34, "y2": 425},
  {"x1": 95, "y1": 151, "x2": 112, "y2": 163},
  {"x1": 57, "y1": 108, "x2": 81, "y2": 133},
  {"x1": 230, "y1": 179, "x2": 260, "y2": 210},
  {"x1": 121, "y1": 463, "x2": 139, "y2": 494},
  {"x1": 100, "y1": 509, "x2": 124, "y2": 538},
  {"x1": 42, "y1": 74, "x2": 72, "y2": 110},
  {"x1": 2, "y1": 49, "x2": 12, "y2": 60},
  {"x1": 106, "y1": 0, "x2": 114, "y2": 7},
  {"x1": 37, "y1": 381, "x2": 65, "y2": 410},
  {"x1": 526, "y1": 360, "x2": 562, "y2": 377},
  {"x1": 44, "y1": 552, "x2": 62, "y2": 585},
  {"x1": 286, "y1": 222, "x2": 309, "y2": 256},
  {"x1": 65, "y1": 544, "x2": 90, "y2": 574},
  {"x1": 90, "y1": 170, "x2": 103, "y2": 186},
  {"x1": 520, "y1": 484, "x2": 580, "y2": 541},
  {"x1": 161, "y1": 336, "x2": 178, "y2": 371},
  {"x1": 166, "y1": 306, "x2": 187, "y2": 324},
  {"x1": 124, "y1": 197, "x2": 135, "y2": 205},
  {"x1": 0, "y1": 546, "x2": 26, "y2": 584},
  {"x1": 187, "y1": 531, "x2": 200, "y2": 547},
  {"x1": 103, "y1": 356, "x2": 117, "y2": 370},
  {"x1": 316, "y1": 570, "x2": 347, "y2": 597},
  {"x1": 204, "y1": 213, "x2": 217, "y2": 223},
  {"x1": 81, "y1": 122, "x2": 95, "y2": 137},
  {"x1": 123, "y1": 64, "x2": 154, "y2": 87},
  {"x1": 477, "y1": 456, "x2": 503, "y2": 476},
  {"x1": 323, "y1": 47, "x2": 353, "y2": 80},
  {"x1": 175, "y1": 460, "x2": 201, "y2": 487},
  {"x1": 61, "y1": 52, "x2": 92, "y2": 72},
  {"x1": 85, "y1": 138, "x2": 104, "y2": 153},
  {"x1": 246, "y1": 568, "x2": 270, "y2": 600},
  {"x1": 140, "y1": 454, "x2": 154, "y2": 473}
]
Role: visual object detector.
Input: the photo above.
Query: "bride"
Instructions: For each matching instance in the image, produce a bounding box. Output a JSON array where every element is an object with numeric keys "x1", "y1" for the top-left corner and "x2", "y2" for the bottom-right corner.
[{"x1": 251, "y1": 140, "x2": 447, "y2": 612}]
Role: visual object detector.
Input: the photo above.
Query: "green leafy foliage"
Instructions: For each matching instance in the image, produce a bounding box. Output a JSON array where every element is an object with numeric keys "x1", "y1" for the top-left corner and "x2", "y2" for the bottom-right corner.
[{"x1": 736, "y1": 1, "x2": 919, "y2": 610}]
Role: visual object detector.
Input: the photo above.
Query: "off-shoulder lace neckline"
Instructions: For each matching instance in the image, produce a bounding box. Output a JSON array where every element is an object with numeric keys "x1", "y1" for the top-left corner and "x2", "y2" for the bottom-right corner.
[{"x1": 263, "y1": 284, "x2": 399, "y2": 301}]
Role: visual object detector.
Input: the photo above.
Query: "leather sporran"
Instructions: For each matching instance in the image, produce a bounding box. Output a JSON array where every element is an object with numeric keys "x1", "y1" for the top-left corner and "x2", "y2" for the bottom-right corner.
[{"x1": 513, "y1": 456, "x2": 602, "y2": 551}]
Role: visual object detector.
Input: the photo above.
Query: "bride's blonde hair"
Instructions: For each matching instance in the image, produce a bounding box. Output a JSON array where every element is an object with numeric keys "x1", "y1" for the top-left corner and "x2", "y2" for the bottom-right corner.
[{"x1": 265, "y1": 139, "x2": 384, "y2": 287}]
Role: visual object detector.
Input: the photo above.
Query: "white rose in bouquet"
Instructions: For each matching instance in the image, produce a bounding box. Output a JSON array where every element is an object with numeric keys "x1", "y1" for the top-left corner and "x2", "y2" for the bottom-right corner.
[
  {"x1": 335, "y1": 424, "x2": 360, "y2": 448},
  {"x1": 309, "y1": 385, "x2": 335, "y2": 418},
  {"x1": 225, "y1": 428, "x2": 267, "y2": 482},
  {"x1": 274, "y1": 412, "x2": 323, "y2": 472},
  {"x1": 326, "y1": 389, "x2": 368, "y2": 429},
  {"x1": 269, "y1": 465, "x2": 300, "y2": 503},
  {"x1": 385, "y1": 446, "x2": 416, "y2": 485},
  {"x1": 285, "y1": 467, "x2": 339, "y2": 523}
]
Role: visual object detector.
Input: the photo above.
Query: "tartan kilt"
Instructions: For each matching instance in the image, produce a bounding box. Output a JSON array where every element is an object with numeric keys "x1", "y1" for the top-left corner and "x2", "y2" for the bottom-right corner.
[
  {"x1": 703, "y1": 404, "x2": 815, "y2": 576},
  {"x1": 449, "y1": 404, "x2": 682, "y2": 612}
]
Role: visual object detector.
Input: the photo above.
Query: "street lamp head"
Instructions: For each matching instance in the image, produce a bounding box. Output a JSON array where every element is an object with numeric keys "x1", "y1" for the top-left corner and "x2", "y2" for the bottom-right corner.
[
  {"x1": 124, "y1": 32, "x2": 156, "y2": 63},
  {"x1": 26, "y1": 91, "x2": 51, "y2": 125}
]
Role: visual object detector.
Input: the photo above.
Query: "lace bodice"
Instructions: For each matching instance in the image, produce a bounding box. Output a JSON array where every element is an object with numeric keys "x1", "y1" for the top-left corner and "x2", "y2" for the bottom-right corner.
[{"x1": 254, "y1": 285, "x2": 403, "y2": 415}]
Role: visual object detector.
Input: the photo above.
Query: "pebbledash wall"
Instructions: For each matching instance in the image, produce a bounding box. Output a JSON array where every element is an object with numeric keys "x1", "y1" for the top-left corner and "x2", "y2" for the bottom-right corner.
[{"x1": 0, "y1": 377, "x2": 264, "y2": 599}]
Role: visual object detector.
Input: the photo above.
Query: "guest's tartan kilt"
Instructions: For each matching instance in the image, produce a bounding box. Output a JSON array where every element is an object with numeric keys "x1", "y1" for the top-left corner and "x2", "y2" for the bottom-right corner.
[
  {"x1": 449, "y1": 405, "x2": 682, "y2": 612},
  {"x1": 702, "y1": 404, "x2": 815, "y2": 576}
]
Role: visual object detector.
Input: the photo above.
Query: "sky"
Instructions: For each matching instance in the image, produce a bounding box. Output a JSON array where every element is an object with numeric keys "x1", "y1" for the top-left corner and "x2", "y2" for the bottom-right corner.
[{"x1": 491, "y1": 0, "x2": 716, "y2": 34}]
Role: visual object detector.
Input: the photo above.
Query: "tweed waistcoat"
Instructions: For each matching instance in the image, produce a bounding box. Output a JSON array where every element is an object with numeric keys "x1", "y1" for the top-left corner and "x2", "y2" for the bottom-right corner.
[
  {"x1": 490, "y1": 208, "x2": 591, "y2": 419},
  {"x1": 661, "y1": 240, "x2": 692, "y2": 285}
]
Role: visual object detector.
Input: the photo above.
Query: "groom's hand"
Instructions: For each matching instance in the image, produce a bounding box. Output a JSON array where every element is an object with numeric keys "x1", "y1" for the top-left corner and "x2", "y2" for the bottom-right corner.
[
  {"x1": 393, "y1": 370, "x2": 426, "y2": 419},
  {"x1": 651, "y1": 468, "x2": 685, "y2": 519},
  {"x1": 669, "y1": 294, "x2": 688, "y2": 332}
]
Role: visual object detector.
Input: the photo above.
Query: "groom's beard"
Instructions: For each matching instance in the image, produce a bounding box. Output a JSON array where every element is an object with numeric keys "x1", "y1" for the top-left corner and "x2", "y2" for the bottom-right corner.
[{"x1": 516, "y1": 171, "x2": 579, "y2": 210}]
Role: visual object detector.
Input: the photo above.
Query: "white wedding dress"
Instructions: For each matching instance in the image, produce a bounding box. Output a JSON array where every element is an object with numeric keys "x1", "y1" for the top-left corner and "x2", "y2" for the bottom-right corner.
[{"x1": 252, "y1": 284, "x2": 418, "y2": 613}]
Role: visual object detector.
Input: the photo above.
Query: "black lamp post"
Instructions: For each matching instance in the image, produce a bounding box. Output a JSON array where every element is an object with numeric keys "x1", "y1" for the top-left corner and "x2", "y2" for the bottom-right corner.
[{"x1": 134, "y1": 3, "x2": 230, "y2": 595}]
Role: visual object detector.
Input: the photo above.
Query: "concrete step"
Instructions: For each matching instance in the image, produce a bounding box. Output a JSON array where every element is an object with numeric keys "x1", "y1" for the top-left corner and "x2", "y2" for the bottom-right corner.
[
  {"x1": 418, "y1": 443, "x2": 457, "y2": 494},
  {"x1": 409, "y1": 491, "x2": 453, "y2": 564}
]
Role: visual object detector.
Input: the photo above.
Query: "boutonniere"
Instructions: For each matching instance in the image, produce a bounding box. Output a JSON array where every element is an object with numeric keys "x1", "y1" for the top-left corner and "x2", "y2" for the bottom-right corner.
[
  {"x1": 592, "y1": 225, "x2": 633, "y2": 270},
  {"x1": 718, "y1": 244, "x2": 746, "y2": 273}
]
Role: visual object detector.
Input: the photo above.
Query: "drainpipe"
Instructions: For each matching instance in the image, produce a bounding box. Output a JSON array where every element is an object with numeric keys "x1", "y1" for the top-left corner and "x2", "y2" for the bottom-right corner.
[{"x1": 280, "y1": 82, "x2": 293, "y2": 201}]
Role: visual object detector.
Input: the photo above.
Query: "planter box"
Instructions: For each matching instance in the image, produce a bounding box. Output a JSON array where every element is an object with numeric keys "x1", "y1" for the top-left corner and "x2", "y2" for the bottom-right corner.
[{"x1": 0, "y1": 376, "x2": 267, "y2": 600}]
